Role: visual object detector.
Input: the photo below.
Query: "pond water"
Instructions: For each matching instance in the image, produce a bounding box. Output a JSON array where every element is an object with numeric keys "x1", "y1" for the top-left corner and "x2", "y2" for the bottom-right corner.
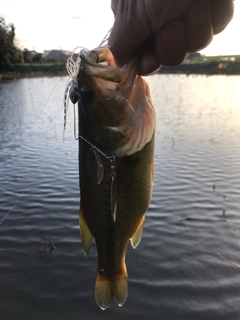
[{"x1": 1, "y1": 74, "x2": 240, "y2": 320}]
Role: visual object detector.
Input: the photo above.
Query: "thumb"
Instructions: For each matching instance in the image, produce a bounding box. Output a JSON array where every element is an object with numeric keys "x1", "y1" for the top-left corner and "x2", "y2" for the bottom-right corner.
[{"x1": 108, "y1": 1, "x2": 151, "y2": 66}]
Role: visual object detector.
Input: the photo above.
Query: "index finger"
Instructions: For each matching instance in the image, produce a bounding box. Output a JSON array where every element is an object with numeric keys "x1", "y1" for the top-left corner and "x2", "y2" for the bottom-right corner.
[{"x1": 108, "y1": 1, "x2": 152, "y2": 66}]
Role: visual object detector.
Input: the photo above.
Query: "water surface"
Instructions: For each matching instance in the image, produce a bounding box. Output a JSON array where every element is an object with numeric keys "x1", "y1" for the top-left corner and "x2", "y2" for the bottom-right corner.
[{"x1": 1, "y1": 75, "x2": 240, "y2": 319}]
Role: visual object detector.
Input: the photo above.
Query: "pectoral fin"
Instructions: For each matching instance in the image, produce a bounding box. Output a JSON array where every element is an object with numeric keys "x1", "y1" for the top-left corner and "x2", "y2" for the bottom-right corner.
[
  {"x1": 79, "y1": 205, "x2": 93, "y2": 256},
  {"x1": 130, "y1": 216, "x2": 145, "y2": 249}
]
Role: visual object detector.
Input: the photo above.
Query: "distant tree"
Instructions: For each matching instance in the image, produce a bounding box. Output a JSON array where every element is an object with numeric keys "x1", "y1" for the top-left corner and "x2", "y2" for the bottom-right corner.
[
  {"x1": 0, "y1": 18, "x2": 9, "y2": 66},
  {"x1": 32, "y1": 53, "x2": 43, "y2": 63},
  {"x1": 0, "y1": 17, "x2": 21, "y2": 69},
  {"x1": 23, "y1": 48, "x2": 31, "y2": 63}
]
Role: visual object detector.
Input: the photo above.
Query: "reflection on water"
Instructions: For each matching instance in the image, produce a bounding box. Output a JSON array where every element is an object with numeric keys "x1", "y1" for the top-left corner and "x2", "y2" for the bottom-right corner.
[{"x1": 1, "y1": 75, "x2": 240, "y2": 320}]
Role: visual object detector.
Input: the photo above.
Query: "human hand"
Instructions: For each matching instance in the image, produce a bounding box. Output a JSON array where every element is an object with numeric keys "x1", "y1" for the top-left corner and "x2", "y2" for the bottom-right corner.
[{"x1": 109, "y1": 0, "x2": 234, "y2": 75}]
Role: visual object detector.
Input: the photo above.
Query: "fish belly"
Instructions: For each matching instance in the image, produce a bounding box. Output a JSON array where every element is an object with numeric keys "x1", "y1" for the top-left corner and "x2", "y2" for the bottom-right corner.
[{"x1": 78, "y1": 107, "x2": 155, "y2": 309}]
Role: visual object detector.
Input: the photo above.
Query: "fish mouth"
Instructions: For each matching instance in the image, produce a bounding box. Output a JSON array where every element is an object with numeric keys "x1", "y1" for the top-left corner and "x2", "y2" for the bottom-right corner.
[
  {"x1": 80, "y1": 47, "x2": 122, "y2": 82},
  {"x1": 80, "y1": 47, "x2": 115, "y2": 68},
  {"x1": 77, "y1": 45, "x2": 155, "y2": 158},
  {"x1": 79, "y1": 46, "x2": 139, "y2": 94}
]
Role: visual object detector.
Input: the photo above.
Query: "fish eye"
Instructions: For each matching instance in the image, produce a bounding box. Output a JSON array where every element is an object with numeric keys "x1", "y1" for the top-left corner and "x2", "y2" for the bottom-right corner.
[{"x1": 80, "y1": 86, "x2": 94, "y2": 101}]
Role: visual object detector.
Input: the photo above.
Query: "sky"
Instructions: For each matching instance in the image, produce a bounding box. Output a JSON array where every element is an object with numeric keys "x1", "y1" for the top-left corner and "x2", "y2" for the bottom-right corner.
[{"x1": 1, "y1": 0, "x2": 240, "y2": 56}]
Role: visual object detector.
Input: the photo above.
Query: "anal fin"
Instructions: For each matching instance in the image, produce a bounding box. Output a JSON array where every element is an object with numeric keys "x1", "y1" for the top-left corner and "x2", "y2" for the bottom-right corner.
[
  {"x1": 79, "y1": 204, "x2": 93, "y2": 256},
  {"x1": 130, "y1": 216, "x2": 145, "y2": 249}
]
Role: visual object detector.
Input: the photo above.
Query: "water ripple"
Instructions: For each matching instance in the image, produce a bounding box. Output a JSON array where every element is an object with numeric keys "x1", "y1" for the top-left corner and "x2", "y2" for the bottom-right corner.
[{"x1": 1, "y1": 75, "x2": 240, "y2": 319}]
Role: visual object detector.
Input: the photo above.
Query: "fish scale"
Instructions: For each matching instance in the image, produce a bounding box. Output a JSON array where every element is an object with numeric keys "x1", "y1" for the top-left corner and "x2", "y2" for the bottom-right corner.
[{"x1": 76, "y1": 43, "x2": 156, "y2": 309}]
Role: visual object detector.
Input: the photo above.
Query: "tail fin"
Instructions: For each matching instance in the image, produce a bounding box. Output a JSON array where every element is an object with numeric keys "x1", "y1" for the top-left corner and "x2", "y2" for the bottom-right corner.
[
  {"x1": 95, "y1": 267, "x2": 128, "y2": 310},
  {"x1": 112, "y1": 269, "x2": 128, "y2": 307},
  {"x1": 95, "y1": 272, "x2": 112, "y2": 310}
]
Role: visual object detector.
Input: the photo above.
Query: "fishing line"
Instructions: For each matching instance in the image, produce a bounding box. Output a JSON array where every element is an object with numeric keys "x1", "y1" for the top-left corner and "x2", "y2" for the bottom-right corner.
[
  {"x1": 0, "y1": 192, "x2": 25, "y2": 225},
  {"x1": 0, "y1": 138, "x2": 77, "y2": 226},
  {"x1": 1, "y1": 76, "x2": 78, "y2": 226},
  {"x1": 41, "y1": 78, "x2": 63, "y2": 112},
  {"x1": 218, "y1": 252, "x2": 240, "y2": 269},
  {"x1": 65, "y1": 37, "x2": 118, "y2": 222},
  {"x1": 2, "y1": 34, "x2": 112, "y2": 226}
]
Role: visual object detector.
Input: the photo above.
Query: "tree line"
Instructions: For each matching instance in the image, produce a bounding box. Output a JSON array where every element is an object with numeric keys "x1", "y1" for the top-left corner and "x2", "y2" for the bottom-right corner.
[
  {"x1": 0, "y1": 18, "x2": 46, "y2": 72},
  {"x1": 0, "y1": 18, "x2": 22, "y2": 69}
]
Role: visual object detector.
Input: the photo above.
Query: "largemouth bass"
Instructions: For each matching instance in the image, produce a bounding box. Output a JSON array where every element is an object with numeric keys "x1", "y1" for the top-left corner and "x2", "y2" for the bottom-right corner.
[{"x1": 76, "y1": 44, "x2": 156, "y2": 309}]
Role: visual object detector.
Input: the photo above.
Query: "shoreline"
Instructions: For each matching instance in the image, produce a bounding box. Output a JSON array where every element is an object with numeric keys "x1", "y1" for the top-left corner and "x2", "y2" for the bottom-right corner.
[
  {"x1": 1, "y1": 60, "x2": 240, "y2": 80},
  {"x1": 0, "y1": 63, "x2": 68, "y2": 80},
  {"x1": 160, "y1": 60, "x2": 240, "y2": 75}
]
